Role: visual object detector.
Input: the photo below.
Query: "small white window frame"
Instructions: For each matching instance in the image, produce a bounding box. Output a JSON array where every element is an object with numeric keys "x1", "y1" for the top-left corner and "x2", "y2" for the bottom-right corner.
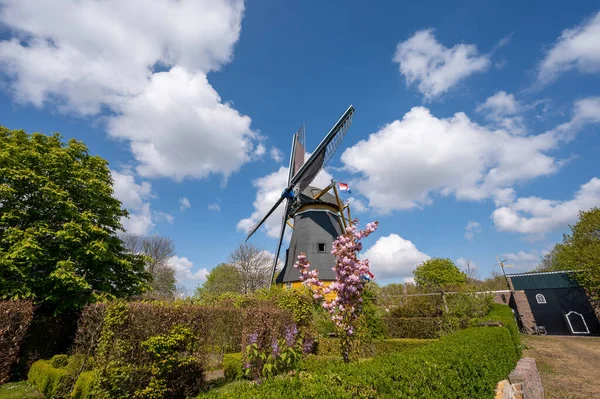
[{"x1": 535, "y1": 293, "x2": 546, "y2": 304}]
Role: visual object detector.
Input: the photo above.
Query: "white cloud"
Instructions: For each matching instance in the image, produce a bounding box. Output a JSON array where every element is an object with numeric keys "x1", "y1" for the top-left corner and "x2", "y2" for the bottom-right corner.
[
  {"x1": 179, "y1": 197, "x2": 191, "y2": 212},
  {"x1": 0, "y1": 0, "x2": 257, "y2": 182},
  {"x1": 168, "y1": 255, "x2": 209, "y2": 294},
  {"x1": 341, "y1": 98, "x2": 600, "y2": 214},
  {"x1": 237, "y1": 165, "x2": 333, "y2": 239},
  {"x1": 492, "y1": 177, "x2": 600, "y2": 237},
  {"x1": 208, "y1": 203, "x2": 221, "y2": 212},
  {"x1": 346, "y1": 197, "x2": 369, "y2": 214},
  {"x1": 394, "y1": 29, "x2": 490, "y2": 100},
  {"x1": 270, "y1": 147, "x2": 284, "y2": 163},
  {"x1": 476, "y1": 91, "x2": 525, "y2": 134},
  {"x1": 538, "y1": 11, "x2": 600, "y2": 83},
  {"x1": 501, "y1": 250, "x2": 545, "y2": 271},
  {"x1": 363, "y1": 234, "x2": 430, "y2": 282},
  {"x1": 455, "y1": 257, "x2": 476, "y2": 269},
  {"x1": 154, "y1": 211, "x2": 174, "y2": 224},
  {"x1": 111, "y1": 169, "x2": 154, "y2": 235},
  {"x1": 464, "y1": 221, "x2": 482, "y2": 241}
]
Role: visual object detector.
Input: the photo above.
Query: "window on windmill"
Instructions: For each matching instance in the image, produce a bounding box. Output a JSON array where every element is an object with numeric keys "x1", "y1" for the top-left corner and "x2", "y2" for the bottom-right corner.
[
  {"x1": 536, "y1": 294, "x2": 546, "y2": 304},
  {"x1": 318, "y1": 243, "x2": 326, "y2": 253}
]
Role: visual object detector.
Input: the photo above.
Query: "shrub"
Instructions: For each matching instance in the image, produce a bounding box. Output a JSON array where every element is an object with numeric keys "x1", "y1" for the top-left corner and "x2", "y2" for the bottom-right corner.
[
  {"x1": 50, "y1": 354, "x2": 69, "y2": 369},
  {"x1": 71, "y1": 370, "x2": 96, "y2": 399},
  {"x1": 222, "y1": 353, "x2": 243, "y2": 381},
  {"x1": 27, "y1": 359, "x2": 71, "y2": 398},
  {"x1": 479, "y1": 303, "x2": 520, "y2": 356},
  {"x1": 316, "y1": 337, "x2": 432, "y2": 358},
  {"x1": 0, "y1": 300, "x2": 34, "y2": 383},
  {"x1": 199, "y1": 326, "x2": 518, "y2": 398},
  {"x1": 384, "y1": 316, "x2": 441, "y2": 338}
]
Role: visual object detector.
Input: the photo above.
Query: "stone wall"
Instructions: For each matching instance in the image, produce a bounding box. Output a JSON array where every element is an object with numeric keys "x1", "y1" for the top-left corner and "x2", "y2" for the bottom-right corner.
[
  {"x1": 512, "y1": 290, "x2": 536, "y2": 330},
  {"x1": 495, "y1": 357, "x2": 544, "y2": 399}
]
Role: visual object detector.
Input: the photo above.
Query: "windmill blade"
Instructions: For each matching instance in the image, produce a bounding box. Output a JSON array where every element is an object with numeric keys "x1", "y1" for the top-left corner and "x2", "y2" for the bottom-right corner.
[
  {"x1": 245, "y1": 194, "x2": 287, "y2": 241},
  {"x1": 287, "y1": 125, "x2": 305, "y2": 186},
  {"x1": 268, "y1": 200, "x2": 291, "y2": 287},
  {"x1": 290, "y1": 105, "x2": 354, "y2": 194}
]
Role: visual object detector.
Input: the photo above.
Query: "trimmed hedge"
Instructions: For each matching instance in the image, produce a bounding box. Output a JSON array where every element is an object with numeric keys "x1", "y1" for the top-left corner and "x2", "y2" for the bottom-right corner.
[
  {"x1": 0, "y1": 300, "x2": 34, "y2": 383},
  {"x1": 384, "y1": 316, "x2": 441, "y2": 338},
  {"x1": 71, "y1": 371, "x2": 95, "y2": 399},
  {"x1": 479, "y1": 303, "x2": 520, "y2": 356},
  {"x1": 199, "y1": 326, "x2": 518, "y2": 398},
  {"x1": 222, "y1": 353, "x2": 244, "y2": 382},
  {"x1": 316, "y1": 337, "x2": 433, "y2": 357},
  {"x1": 27, "y1": 359, "x2": 72, "y2": 398}
]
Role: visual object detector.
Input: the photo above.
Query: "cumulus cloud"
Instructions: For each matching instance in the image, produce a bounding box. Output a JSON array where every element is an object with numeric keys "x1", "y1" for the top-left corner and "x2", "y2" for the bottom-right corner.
[
  {"x1": 270, "y1": 147, "x2": 284, "y2": 163},
  {"x1": 492, "y1": 177, "x2": 600, "y2": 238},
  {"x1": 476, "y1": 91, "x2": 525, "y2": 134},
  {"x1": 501, "y1": 250, "x2": 546, "y2": 271},
  {"x1": 341, "y1": 98, "x2": 600, "y2": 214},
  {"x1": 111, "y1": 169, "x2": 154, "y2": 235},
  {"x1": 394, "y1": 29, "x2": 490, "y2": 100},
  {"x1": 179, "y1": 197, "x2": 191, "y2": 212},
  {"x1": 346, "y1": 197, "x2": 369, "y2": 214},
  {"x1": 237, "y1": 165, "x2": 333, "y2": 239},
  {"x1": 363, "y1": 234, "x2": 430, "y2": 282},
  {"x1": 538, "y1": 11, "x2": 600, "y2": 84},
  {"x1": 208, "y1": 203, "x2": 221, "y2": 212},
  {"x1": 464, "y1": 221, "x2": 482, "y2": 241},
  {"x1": 0, "y1": 0, "x2": 257, "y2": 182},
  {"x1": 168, "y1": 255, "x2": 209, "y2": 294}
]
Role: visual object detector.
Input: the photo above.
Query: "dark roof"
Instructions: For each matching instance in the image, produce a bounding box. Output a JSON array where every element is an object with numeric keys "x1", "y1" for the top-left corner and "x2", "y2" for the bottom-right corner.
[
  {"x1": 297, "y1": 186, "x2": 339, "y2": 208},
  {"x1": 508, "y1": 271, "x2": 580, "y2": 290}
]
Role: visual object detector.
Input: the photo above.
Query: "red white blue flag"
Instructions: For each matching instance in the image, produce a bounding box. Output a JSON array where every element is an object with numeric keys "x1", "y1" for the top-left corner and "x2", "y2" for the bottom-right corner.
[{"x1": 338, "y1": 182, "x2": 351, "y2": 193}]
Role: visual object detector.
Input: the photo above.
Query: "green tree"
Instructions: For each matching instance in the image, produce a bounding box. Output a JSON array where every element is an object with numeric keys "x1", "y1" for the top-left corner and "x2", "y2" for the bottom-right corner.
[
  {"x1": 413, "y1": 258, "x2": 467, "y2": 290},
  {"x1": 551, "y1": 208, "x2": 600, "y2": 301},
  {"x1": 195, "y1": 263, "x2": 243, "y2": 298},
  {"x1": 0, "y1": 127, "x2": 149, "y2": 313}
]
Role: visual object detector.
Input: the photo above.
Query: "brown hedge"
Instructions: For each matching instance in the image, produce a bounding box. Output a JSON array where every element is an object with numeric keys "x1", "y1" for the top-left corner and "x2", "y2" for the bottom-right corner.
[
  {"x1": 384, "y1": 316, "x2": 442, "y2": 339},
  {"x1": 0, "y1": 300, "x2": 34, "y2": 383}
]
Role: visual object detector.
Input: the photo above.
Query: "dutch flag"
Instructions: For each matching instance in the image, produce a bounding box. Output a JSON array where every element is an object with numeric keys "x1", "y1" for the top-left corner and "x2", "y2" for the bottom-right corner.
[{"x1": 338, "y1": 182, "x2": 351, "y2": 194}]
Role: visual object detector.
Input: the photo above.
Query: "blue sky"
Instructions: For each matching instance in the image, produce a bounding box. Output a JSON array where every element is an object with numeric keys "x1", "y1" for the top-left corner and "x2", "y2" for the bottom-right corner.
[{"x1": 1, "y1": 1, "x2": 599, "y2": 293}]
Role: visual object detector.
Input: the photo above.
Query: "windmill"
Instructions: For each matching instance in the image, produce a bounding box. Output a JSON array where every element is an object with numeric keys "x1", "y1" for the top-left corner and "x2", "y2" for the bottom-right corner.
[
  {"x1": 245, "y1": 105, "x2": 355, "y2": 288},
  {"x1": 496, "y1": 256, "x2": 514, "y2": 290}
]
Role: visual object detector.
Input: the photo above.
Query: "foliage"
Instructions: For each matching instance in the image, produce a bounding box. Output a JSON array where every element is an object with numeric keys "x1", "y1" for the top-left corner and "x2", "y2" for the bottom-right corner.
[
  {"x1": 315, "y1": 337, "x2": 432, "y2": 357},
  {"x1": 71, "y1": 371, "x2": 96, "y2": 399},
  {"x1": 413, "y1": 258, "x2": 467, "y2": 289},
  {"x1": 479, "y1": 303, "x2": 521, "y2": 357},
  {"x1": 27, "y1": 360, "x2": 72, "y2": 399},
  {"x1": 360, "y1": 283, "x2": 387, "y2": 340},
  {"x1": 296, "y1": 220, "x2": 378, "y2": 362},
  {"x1": 195, "y1": 263, "x2": 243, "y2": 298},
  {"x1": 0, "y1": 382, "x2": 42, "y2": 399},
  {"x1": 0, "y1": 300, "x2": 34, "y2": 384},
  {"x1": 245, "y1": 328, "x2": 302, "y2": 380},
  {"x1": 199, "y1": 325, "x2": 518, "y2": 399},
  {"x1": 384, "y1": 317, "x2": 442, "y2": 339},
  {"x1": 50, "y1": 354, "x2": 69, "y2": 369},
  {"x1": 0, "y1": 127, "x2": 149, "y2": 313},
  {"x1": 222, "y1": 354, "x2": 244, "y2": 382},
  {"x1": 544, "y1": 208, "x2": 600, "y2": 302}
]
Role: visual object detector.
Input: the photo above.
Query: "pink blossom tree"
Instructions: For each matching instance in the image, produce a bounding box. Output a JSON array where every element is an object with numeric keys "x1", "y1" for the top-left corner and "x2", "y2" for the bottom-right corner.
[{"x1": 294, "y1": 220, "x2": 378, "y2": 362}]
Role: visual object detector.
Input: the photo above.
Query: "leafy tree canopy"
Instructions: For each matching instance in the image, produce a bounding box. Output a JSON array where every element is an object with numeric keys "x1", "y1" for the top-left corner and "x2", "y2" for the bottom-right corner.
[
  {"x1": 0, "y1": 127, "x2": 149, "y2": 313},
  {"x1": 195, "y1": 263, "x2": 243, "y2": 298},
  {"x1": 413, "y1": 258, "x2": 467, "y2": 290},
  {"x1": 542, "y1": 208, "x2": 600, "y2": 301}
]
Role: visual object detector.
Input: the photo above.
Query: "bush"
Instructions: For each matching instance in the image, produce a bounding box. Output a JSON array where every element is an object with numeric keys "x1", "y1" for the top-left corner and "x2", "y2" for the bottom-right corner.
[
  {"x1": 479, "y1": 303, "x2": 520, "y2": 356},
  {"x1": 27, "y1": 359, "x2": 72, "y2": 398},
  {"x1": 384, "y1": 316, "x2": 441, "y2": 338},
  {"x1": 199, "y1": 326, "x2": 518, "y2": 398},
  {"x1": 50, "y1": 354, "x2": 69, "y2": 369},
  {"x1": 222, "y1": 353, "x2": 243, "y2": 382},
  {"x1": 0, "y1": 300, "x2": 34, "y2": 383},
  {"x1": 71, "y1": 370, "x2": 96, "y2": 399},
  {"x1": 316, "y1": 337, "x2": 432, "y2": 357}
]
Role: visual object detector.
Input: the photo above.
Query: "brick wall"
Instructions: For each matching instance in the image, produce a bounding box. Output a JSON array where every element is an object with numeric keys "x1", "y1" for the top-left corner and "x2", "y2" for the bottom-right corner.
[
  {"x1": 513, "y1": 290, "x2": 536, "y2": 330},
  {"x1": 509, "y1": 357, "x2": 544, "y2": 399}
]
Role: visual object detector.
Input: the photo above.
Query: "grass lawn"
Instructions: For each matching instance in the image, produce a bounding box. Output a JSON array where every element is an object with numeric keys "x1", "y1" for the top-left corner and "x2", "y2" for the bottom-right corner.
[
  {"x1": 0, "y1": 382, "x2": 42, "y2": 399},
  {"x1": 522, "y1": 335, "x2": 600, "y2": 399}
]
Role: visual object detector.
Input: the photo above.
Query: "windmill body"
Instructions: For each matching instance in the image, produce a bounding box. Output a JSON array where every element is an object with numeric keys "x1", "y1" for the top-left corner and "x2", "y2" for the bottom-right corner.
[
  {"x1": 245, "y1": 105, "x2": 355, "y2": 288},
  {"x1": 275, "y1": 186, "x2": 343, "y2": 287}
]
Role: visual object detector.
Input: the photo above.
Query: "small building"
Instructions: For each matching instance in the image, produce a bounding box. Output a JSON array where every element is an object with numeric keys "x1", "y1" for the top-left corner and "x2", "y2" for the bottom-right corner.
[{"x1": 507, "y1": 271, "x2": 600, "y2": 336}]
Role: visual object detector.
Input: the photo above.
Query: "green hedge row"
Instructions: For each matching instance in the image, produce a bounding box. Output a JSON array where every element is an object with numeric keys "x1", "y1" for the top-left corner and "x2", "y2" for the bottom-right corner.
[
  {"x1": 316, "y1": 337, "x2": 433, "y2": 357},
  {"x1": 199, "y1": 324, "x2": 518, "y2": 399},
  {"x1": 384, "y1": 316, "x2": 442, "y2": 338},
  {"x1": 479, "y1": 303, "x2": 521, "y2": 356},
  {"x1": 27, "y1": 354, "x2": 95, "y2": 399}
]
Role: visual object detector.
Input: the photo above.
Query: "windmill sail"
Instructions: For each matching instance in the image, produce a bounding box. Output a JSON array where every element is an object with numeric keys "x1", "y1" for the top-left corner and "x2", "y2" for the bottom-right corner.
[{"x1": 245, "y1": 105, "x2": 354, "y2": 243}]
